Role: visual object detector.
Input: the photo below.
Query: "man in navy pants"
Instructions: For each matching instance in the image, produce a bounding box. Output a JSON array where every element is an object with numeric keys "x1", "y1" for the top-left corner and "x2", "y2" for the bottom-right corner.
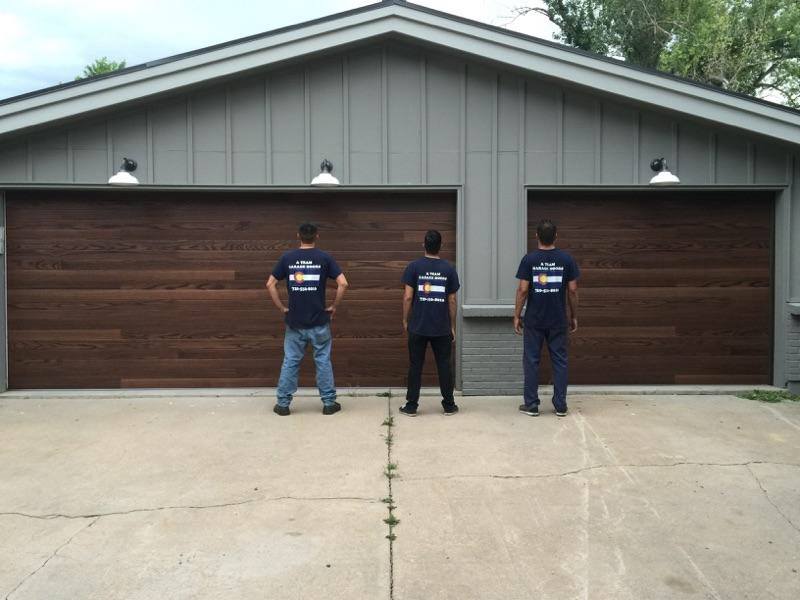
[
  {"x1": 513, "y1": 219, "x2": 579, "y2": 417},
  {"x1": 399, "y1": 230, "x2": 460, "y2": 417}
]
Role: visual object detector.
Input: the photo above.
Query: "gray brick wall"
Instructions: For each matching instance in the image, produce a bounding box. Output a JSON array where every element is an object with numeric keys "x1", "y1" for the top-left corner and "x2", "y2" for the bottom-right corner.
[
  {"x1": 462, "y1": 318, "x2": 523, "y2": 396},
  {"x1": 788, "y1": 310, "x2": 800, "y2": 385}
]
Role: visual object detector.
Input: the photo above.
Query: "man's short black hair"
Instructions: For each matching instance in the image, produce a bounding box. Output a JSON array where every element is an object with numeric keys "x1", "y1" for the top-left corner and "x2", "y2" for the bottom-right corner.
[
  {"x1": 536, "y1": 219, "x2": 557, "y2": 245},
  {"x1": 298, "y1": 222, "x2": 318, "y2": 243},
  {"x1": 424, "y1": 230, "x2": 442, "y2": 254}
]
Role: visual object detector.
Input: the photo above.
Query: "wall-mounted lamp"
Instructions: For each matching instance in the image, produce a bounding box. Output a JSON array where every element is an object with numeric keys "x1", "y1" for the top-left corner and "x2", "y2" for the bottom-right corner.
[
  {"x1": 310, "y1": 159, "x2": 340, "y2": 186},
  {"x1": 109, "y1": 158, "x2": 139, "y2": 185},
  {"x1": 649, "y1": 158, "x2": 680, "y2": 185}
]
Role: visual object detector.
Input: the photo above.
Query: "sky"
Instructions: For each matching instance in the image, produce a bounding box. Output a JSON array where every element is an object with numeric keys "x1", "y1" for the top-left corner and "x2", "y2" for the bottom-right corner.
[{"x1": 0, "y1": 0, "x2": 557, "y2": 101}]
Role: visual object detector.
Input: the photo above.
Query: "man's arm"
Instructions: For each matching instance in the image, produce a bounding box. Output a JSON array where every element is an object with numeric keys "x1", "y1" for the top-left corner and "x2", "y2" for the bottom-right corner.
[
  {"x1": 448, "y1": 293, "x2": 457, "y2": 339},
  {"x1": 513, "y1": 279, "x2": 529, "y2": 335},
  {"x1": 326, "y1": 273, "x2": 349, "y2": 318},
  {"x1": 265, "y1": 275, "x2": 288, "y2": 314},
  {"x1": 402, "y1": 284, "x2": 414, "y2": 332},
  {"x1": 567, "y1": 280, "x2": 579, "y2": 333}
]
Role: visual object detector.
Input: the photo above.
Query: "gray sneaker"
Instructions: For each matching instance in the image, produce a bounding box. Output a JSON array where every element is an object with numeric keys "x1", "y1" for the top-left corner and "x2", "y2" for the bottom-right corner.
[{"x1": 519, "y1": 404, "x2": 539, "y2": 416}]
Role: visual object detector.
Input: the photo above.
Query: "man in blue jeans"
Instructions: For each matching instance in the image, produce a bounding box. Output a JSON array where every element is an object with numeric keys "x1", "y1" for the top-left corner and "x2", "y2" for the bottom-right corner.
[
  {"x1": 266, "y1": 223, "x2": 349, "y2": 416},
  {"x1": 514, "y1": 219, "x2": 579, "y2": 417}
]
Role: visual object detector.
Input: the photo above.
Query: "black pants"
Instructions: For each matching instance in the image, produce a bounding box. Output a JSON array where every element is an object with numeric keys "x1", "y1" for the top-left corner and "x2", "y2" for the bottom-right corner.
[{"x1": 405, "y1": 332, "x2": 455, "y2": 405}]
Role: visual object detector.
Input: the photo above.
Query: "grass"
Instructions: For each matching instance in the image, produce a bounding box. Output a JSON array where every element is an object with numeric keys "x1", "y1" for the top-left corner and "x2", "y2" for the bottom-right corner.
[
  {"x1": 381, "y1": 392, "x2": 400, "y2": 548},
  {"x1": 738, "y1": 389, "x2": 800, "y2": 403}
]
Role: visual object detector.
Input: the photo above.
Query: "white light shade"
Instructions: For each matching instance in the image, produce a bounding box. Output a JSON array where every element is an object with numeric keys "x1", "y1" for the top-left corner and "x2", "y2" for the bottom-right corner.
[
  {"x1": 108, "y1": 170, "x2": 140, "y2": 185},
  {"x1": 649, "y1": 170, "x2": 680, "y2": 185},
  {"x1": 311, "y1": 158, "x2": 340, "y2": 186},
  {"x1": 311, "y1": 171, "x2": 340, "y2": 186}
]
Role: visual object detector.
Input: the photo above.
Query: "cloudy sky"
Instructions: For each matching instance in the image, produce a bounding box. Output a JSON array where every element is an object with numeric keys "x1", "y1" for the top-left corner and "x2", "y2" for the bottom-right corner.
[{"x1": 0, "y1": 0, "x2": 556, "y2": 101}]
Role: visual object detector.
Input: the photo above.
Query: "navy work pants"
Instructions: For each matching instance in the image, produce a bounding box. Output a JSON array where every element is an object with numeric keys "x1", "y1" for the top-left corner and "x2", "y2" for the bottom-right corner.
[
  {"x1": 523, "y1": 326, "x2": 569, "y2": 412},
  {"x1": 405, "y1": 332, "x2": 455, "y2": 406}
]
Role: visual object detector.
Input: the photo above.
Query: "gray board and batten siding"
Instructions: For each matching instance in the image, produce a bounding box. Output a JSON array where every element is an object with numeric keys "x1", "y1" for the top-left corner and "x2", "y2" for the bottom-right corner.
[{"x1": 0, "y1": 42, "x2": 798, "y2": 392}]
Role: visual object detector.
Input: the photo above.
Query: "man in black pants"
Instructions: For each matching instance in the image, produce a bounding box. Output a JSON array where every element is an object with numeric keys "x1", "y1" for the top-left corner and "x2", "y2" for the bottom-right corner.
[{"x1": 399, "y1": 230, "x2": 460, "y2": 416}]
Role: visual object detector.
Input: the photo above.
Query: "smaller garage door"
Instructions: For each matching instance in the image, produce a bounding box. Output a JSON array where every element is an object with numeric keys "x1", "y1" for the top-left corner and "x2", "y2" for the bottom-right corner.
[
  {"x1": 7, "y1": 190, "x2": 456, "y2": 389},
  {"x1": 528, "y1": 191, "x2": 773, "y2": 384}
]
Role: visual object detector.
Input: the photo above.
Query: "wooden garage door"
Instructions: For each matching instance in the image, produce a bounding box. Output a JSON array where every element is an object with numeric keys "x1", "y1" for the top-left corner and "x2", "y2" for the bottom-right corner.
[
  {"x1": 7, "y1": 190, "x2": 456, "y2": 389},
  {"x1": 528, "y1": 191, "x2": 773, "y2": 384}
]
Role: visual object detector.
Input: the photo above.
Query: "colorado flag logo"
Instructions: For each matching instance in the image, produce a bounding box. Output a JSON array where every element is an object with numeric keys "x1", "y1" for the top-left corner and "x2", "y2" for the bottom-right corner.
[
  {"x1": 534, "y1": 272, "x2": 562, "y2": 285},
  {"x1": 289, "y1": 272, "x2": 321, "y2": 282}
]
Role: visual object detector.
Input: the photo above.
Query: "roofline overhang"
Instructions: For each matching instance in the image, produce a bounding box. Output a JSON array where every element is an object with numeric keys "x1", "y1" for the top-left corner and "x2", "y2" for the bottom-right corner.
[{"x1": 1, "y1": 1, "x2": 799, "y2": 145}]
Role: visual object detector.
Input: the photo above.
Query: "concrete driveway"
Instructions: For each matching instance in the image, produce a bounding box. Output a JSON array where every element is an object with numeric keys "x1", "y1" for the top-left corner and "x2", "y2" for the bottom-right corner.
[{"x1": 1, "y1": 392, "x2": 798, "y2": 599}]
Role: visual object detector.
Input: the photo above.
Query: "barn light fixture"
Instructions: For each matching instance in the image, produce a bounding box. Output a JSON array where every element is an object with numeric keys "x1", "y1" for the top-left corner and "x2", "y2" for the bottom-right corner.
[
  {"x1": 649, "y1": 157, "x2": 680, "y2": 185},
  {"x1": 108, "y1": 157, "x2": 139, "y2": 185},
  {"x1": 311, "y1": 158, "x2": 340, "y2": 186}
]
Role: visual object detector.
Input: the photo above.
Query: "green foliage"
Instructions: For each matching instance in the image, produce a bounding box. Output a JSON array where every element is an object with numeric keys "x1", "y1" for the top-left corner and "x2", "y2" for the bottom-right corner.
[
  {"x1": 517, "y1": 0, "x2": 800, "y2": 106},
  {"x1": 738, "y1": 389, "x2": 800, "y2": 403},
  {"x1": 75, "y1": 57, "x2": 126, "y2": 81}
]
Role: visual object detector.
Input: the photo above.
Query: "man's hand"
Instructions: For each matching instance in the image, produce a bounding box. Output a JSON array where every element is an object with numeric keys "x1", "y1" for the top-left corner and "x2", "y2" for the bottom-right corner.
[
  {"x1": 513, "y1": 316, "x2": 523, "y2": 335},
  {"x1": 570, "y1": 317, "x2": 578, "y2": 333},
  {"x1": 402, "y1": 320, "x2": 408, "y2": 333},
  {"x1": 325, "y1": 305, "x2": 337, "y2": 319},
  {"x1": 450, "y1": 327, "x2": 456, "y2": 341},
  {"x1": 282, "y1": 307, "x2": 289, "y2": 314}
]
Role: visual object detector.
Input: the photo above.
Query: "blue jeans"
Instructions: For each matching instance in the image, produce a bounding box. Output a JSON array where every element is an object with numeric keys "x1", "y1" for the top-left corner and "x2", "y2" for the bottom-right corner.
[
  {"x1": 523, "y1": 326, "x2": 568, "y2": 412},
  {"x1": 276, "y1": 325, "x2": 336, "y2": 407}
]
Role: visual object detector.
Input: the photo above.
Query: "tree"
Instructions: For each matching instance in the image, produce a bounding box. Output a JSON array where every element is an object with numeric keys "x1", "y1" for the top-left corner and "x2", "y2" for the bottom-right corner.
[
  {"x1": 75, "y1": 57, "x2": 127, "y2": 81},
  {"x1": 515, "y1": 0, "x2": 800, "y2": 107}
]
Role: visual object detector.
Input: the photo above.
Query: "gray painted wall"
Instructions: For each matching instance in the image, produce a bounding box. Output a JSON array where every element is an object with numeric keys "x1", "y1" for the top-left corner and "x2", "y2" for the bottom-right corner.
[{"x1": 0, "y1": 41, "x2": 798, "y2": 391}]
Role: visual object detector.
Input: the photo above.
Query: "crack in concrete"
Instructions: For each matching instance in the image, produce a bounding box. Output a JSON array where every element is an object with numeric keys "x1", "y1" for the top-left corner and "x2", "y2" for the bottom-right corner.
[
  {"x1": 3, "y1": 516, "x2": 100, "y2": 600},
  {"x1": 0, "y1": 495, "x2": 377, "y2": 521},
  {"x1": 746, "y1": 465, "x2": 800, "y2": 536},
  {"x1": 384, "y1": 394, "x2": 396, "y2": 600},
  {"x1": 399, "y1": 460, "x2": 800, "y2": 482}
]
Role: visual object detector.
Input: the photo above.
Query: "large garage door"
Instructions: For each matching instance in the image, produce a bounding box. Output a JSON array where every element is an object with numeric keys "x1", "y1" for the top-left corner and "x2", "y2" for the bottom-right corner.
[
  {"x1": 528, "y1": 191, "x2": 773, "y2": 384},
  {"x1": 7, "y1": 190, "x2": 456, "y2": 389}
]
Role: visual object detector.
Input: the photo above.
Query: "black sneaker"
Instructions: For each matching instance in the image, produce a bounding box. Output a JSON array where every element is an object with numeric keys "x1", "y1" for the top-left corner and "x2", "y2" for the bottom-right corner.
[
  {"x1": 555, "y1": 409, "x2": 568, "y2": 417},
  {"x1": 322, "y1": 402, "x2": 342, "y2": 415},
  {"x1": 519, "y1": 404, "x2": 539, "y2": 416},
  {"x1": 273, "y1": 404, "x2": 290, "y2": 416},
  {"x1": 442, "y1": 403, "x2": 459, "y2": 416},
  {"x1": 399, "y1": 403, "x2": 418, "y2": 417}
]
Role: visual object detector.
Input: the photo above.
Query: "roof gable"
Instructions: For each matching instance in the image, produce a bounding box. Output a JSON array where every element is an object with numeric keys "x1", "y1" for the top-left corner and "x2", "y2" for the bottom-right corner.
[{"x1": 1, "y1": 0, "x2": 799, "y2": 145}]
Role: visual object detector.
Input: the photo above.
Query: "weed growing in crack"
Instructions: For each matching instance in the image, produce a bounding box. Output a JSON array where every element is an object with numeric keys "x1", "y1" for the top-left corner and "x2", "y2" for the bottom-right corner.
[
  {"x1": 382, "y1": 391, "x2": 400, "y2": 554},
  {"x1": 377, "y1": 391, "x2": 393, "y2": 398},
  {"x1": 739, "y1": 389, "x2": 800, "y2": 403}
]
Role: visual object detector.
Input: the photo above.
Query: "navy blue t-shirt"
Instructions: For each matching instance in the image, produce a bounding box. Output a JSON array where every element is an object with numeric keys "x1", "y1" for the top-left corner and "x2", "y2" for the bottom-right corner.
[
  {"x1": 402, "y1": 257, "x2": 460, "y2": 337},
  {"x1": 516, "y1": 249, "x2": 579, "y2": 329},
  {"x1": 272, "y1": 248, "x2": 342, "y2": 329}
]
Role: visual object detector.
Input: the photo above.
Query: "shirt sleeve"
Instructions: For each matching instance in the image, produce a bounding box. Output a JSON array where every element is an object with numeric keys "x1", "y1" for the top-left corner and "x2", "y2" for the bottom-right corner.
[
  {"x1": 271, "y1": 254, "x2": 288, "y2": 280},
  {"x1": 515, "y1": 256, "x2": 530, "y2": 281},
  {"x1": 327, "y1": 255, "x2": 343, "y2": 279},
  {"x1": 447, "y1": 268, "x2": 460, "y2": 294},
  {"x1": 401, "y1": 263, "x2": 416, "y2": 287}
]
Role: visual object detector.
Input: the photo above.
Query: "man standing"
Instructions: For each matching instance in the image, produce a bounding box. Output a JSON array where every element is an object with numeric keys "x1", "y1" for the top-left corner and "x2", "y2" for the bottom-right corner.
[
  {"x1": 514, "y1": 219, "x2": 579, "y2": 417},
  {"x1": 399, "y1": 230, "x2": 460, "y2": 417},
  {"x1": 266, "y1": 223, "x2": 349, "y2": 416}
]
